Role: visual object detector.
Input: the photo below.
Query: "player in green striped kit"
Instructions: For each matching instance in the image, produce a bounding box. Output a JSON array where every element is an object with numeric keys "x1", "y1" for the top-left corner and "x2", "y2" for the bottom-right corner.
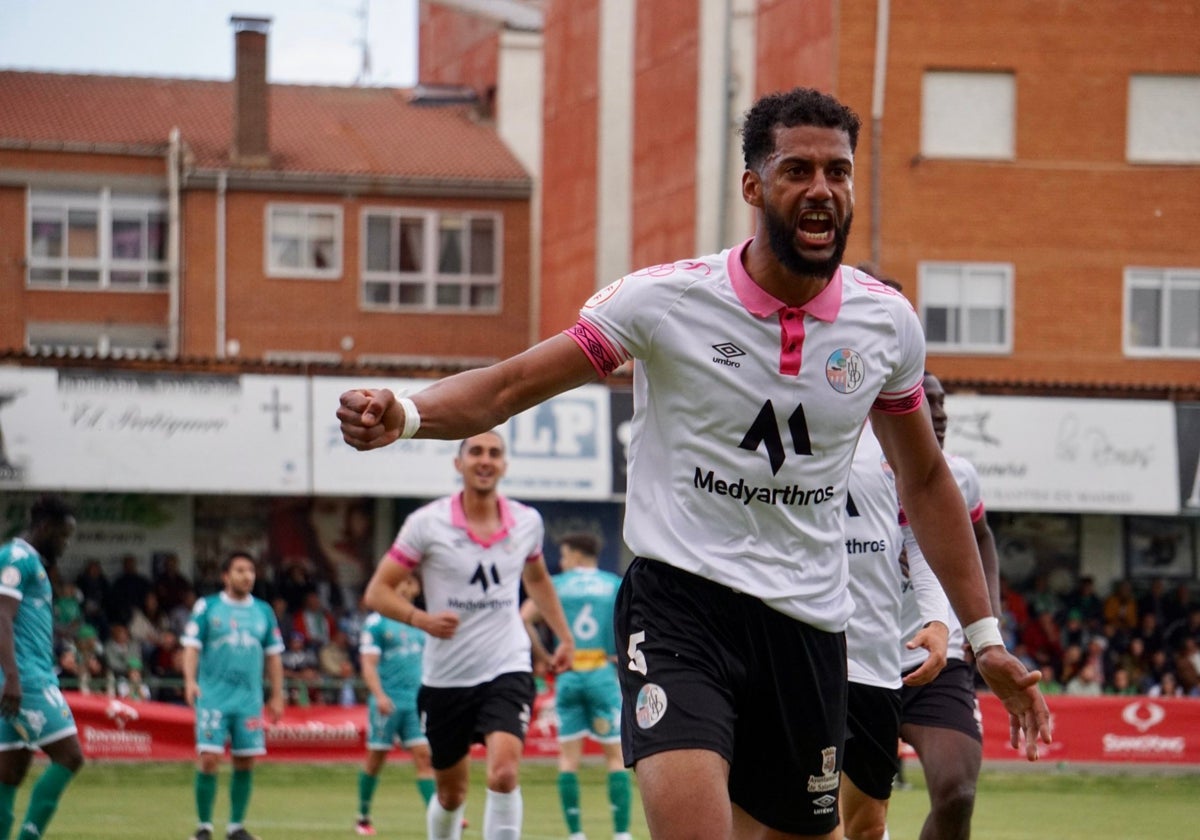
[
  {"x1": 182, "y1": 551, "x2": 284, "y2": 840},
  {"x1": 355, "y1": 575, "x2": 434, "y2": 836},
  {"x1": 0, "y1": 495, "x2": 81, "y2": 840},
  {"x1": 523, "y1": 533, "x2": 632, "y2": 840}
]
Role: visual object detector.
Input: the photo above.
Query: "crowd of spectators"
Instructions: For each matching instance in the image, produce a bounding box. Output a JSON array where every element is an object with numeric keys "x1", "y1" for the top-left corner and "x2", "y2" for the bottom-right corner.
[
  {"x1": 50, "y1": 553, "x2": 367, "y2": 707},
  {"x1": 993, "y1": 574, "x2": 1200, "y2": 698},
  {"x1": 50, "y1": 553, "x2": 1200, "y2": 705}
]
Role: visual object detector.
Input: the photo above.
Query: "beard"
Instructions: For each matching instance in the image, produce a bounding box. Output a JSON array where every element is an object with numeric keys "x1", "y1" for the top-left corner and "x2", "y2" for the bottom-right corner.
[{"x1": 764, "y1": 203, "x2": 853, "y2": 279}]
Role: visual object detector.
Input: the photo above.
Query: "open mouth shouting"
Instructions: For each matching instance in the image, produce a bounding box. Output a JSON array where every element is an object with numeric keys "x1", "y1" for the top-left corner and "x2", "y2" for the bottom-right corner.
[{"x1": 797, "y1": 209, "x2": 835, "y2": 248}]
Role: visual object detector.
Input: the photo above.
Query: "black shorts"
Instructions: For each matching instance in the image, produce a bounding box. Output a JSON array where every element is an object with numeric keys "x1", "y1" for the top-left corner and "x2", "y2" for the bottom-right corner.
[
  {"x1": 843, "y1": 682, "x2": 901, "y2": 801},
  {"x1": 417, "y1": 671, "x2": 535, "y2": 770},
  {"x1": 615, "y1": 557, "x2": 847, "y2": 836},
  {"x1": 899, "y1": 658, "x2": 982, "y2": 743}
]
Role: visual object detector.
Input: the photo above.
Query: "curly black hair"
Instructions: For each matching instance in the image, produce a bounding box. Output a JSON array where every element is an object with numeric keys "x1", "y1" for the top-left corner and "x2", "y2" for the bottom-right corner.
[{"x1": 740, "y1": 87, "x2": 861, "y2": 170}]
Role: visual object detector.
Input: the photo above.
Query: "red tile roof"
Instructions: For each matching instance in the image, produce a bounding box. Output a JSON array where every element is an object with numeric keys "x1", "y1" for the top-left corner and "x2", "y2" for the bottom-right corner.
[{"x1": 0, "y1": 71, "x2": 529, "y2": 183}]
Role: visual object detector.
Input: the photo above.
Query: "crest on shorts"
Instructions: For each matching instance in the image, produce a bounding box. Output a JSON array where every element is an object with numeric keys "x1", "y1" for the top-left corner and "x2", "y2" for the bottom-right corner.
[
  {"x1": 806, "y1": 745, "x2": 839, "y2": 792},
  {"x1": 635, "y1": 684, "x2": 668, "y2": 729}
]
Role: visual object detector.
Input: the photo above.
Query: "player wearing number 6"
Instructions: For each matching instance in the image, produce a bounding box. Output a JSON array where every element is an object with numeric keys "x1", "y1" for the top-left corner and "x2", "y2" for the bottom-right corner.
[{"x1": 522, "y1": 533, "x2": 632, "y2": 840}]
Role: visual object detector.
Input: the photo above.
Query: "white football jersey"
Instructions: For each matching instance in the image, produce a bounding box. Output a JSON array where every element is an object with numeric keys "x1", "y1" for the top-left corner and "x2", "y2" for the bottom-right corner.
[
  {"x1": 844, "y1": 423, "x2": 905, "y2": 688},
  {"x1": 898, "y1": 454, "x2": 987, "y2": 668},
  {"x1": 386, "y1": 492, "x2": 544, "y2": 687},
  {"x1": 566, "y1": 239, "x2": 926, "y2": 631}
]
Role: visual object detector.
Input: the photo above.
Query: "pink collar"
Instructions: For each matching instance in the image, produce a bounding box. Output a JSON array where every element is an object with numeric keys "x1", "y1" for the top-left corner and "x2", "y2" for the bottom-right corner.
[
  {"x1": 727, "y1": 237, "x2": 844, "y2": 322},
  {"x1": 450, "y1": 491, "x2": 514, "y2": 548}
]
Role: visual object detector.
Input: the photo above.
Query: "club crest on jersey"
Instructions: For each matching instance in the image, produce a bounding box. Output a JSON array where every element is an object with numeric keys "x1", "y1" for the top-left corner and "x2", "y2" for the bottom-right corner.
[{"x1": 825, "y1": 348, "x2": 865, "y2": 394}]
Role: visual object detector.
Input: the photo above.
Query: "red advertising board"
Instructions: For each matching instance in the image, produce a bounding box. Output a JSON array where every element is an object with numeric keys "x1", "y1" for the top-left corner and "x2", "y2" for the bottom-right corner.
[{"x1": 69, "y1": 691, "x2": 1200, "y2": 765}]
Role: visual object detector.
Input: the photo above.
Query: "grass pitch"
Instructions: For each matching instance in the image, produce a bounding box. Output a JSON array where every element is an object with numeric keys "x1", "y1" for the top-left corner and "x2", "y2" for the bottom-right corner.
[{"x1": 15, "y1": 759, "x2": 1200, "y2": 839}]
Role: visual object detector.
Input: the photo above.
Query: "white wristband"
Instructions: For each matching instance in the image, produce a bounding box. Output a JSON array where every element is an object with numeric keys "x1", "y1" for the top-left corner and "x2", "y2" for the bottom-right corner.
[
  {"x1": 397, "y1": 397, "x2": 421, "y2": 440},
  {"x1": 964, "y1": 616, "x2": 1004, "y2": 653}
]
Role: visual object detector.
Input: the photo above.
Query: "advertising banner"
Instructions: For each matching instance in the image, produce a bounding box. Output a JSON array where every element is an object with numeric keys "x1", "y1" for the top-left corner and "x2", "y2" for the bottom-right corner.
[
  {"x1": 68, "y1": 687, "x2": 580, "y2": 762},
  {"x1": 0, "y1": 368, "x2": 310, "y2": 494},
  {"x1": 944, "y1": 395, "x2": 1179, "y2": 514},
  {"x1": 975, "y1": 693, "x2": 1200, "y2": 764},
  {"x1": 311, "y1": 378, "x2": 612, "y2": 500}
]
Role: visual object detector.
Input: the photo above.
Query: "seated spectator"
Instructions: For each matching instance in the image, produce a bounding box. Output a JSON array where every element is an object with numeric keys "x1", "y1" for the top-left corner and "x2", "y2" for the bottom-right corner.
[
  {"x1": 1063, "y1": 575, "x2": 1105, "y2": 633},
  {"x1": 1026, "y1": 573, "x2": 1062, "y2": 623},
  {"x1": 1114, "y1": 636, "x2": 1150, "y2": 689},
  {"x1": 1105, "y1": 667, "x2": 1138, "y2": 696},
  {"x1": 318, "y1": 630, "x2": 358, "y2": 705},
  {"x1": 1164, "y1": 606, "x2": 1200, "y2": 653},
  {"x1": 107, "y1": 553, "x2": 153, "y2": 627},
  {"x1": 127, "y1": 591, "x2": 170, "y2": 663},
  {"x1": 1060, "y1": 609, "x2": 1091, "y2": 651},
  {"x1": 1036, "y1": 664, "x2": 1063, "y2": 695},
  {"x1": 52, "y1": 580, "x2": 84, "y2": 647},
  {"x1": 75, "y1": 559, "x2": 111, "y2": 638},
  {"x1": 75, "y1": 625, "x2": 107, "y2": 694},
  {"x1": 281, "y1": 631, "x2": 321, "y2": 705},
  {"x1": 153, "y1": 552, "x2": 193, "y2": 614},
  {"x1": 1064, "y1": 661, "x2": 1104, "y2": 696},
  {"x1": 1138, "y1": 578, "x2": 1170, "y2": 630},
  {"x1": 1058, "y1": 643, "x2": 1084, "y2": 686},
  {"x1": 1021, "y1": 610, "x2": 1064, "y2": 674},
  {"x1": 149, "y1": 629, "x2": 186, "y2": 704},
  {"x1": 115, "y1": 657, "x2": 152, "y2": 702},
  {"x1": 1138, "y1": 611, "x2": 1166, "y2": 656},
  {"x1": 1163, "y1": 582, "x2": 1196, "y2": 630},
  {"x1": 277, "y1": 559, "x2": 318, "y2": 616},
  {"x1": 1147, "y1": 670, "x2": 1184, "y2": 698},
  {"x1": 292, "y1": 591, "x2": 335, "y2": 650},
  {"x1": 1173, "y1": 637, "x2": 1200, "y2": 694},
  {"x1": 1103, "y1": 579, "x2": 1139, "y2": 632},
  {"x1": 102, "y1": 623, "x2": 138, "y2": 680},
  {"x1": 1140, "y1": 648, "x2": 1174, "y2": 694},
  {"x1": 167, "y1": 589, "x2": 196, "y2": 638}
]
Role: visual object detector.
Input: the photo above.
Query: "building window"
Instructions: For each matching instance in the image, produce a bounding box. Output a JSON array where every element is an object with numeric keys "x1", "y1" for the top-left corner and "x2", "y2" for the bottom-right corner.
[
  {"x1": 267, "y1": 204, "x2": 342, "y2": 278},
  {"x1": 361, "y1": 209, "x2": 501, "y2": 311},
  {"x1": 920, "y1": 71, "x2": 1016, "y2": 160},
  {"x1": 919, "y1": 262, "x2": 1013, "y2": 353},
  {"x1": 26, "y1": 322, "x2": 168, "y2": 358},
  {"x1": 1127, "y1": 75, "x2": 1200, "y2": 163},
  {"x1": 1124, "y1": 268, "x2": 1200, "y2": 357},
  {"x1": 27, "y1": 190, "x2": 168, "y2": 290}
]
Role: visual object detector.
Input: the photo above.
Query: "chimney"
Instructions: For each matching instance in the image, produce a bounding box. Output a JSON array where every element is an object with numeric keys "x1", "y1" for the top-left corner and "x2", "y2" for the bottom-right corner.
[{"x1": 230, "y1": 15, "x2": 272, "y2": 166}]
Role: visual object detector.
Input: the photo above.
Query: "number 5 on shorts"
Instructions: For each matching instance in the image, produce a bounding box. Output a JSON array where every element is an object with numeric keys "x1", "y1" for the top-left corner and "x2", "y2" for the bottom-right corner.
[{"x1": 627, "y1": 631, "x2": 647, "y2": 675}]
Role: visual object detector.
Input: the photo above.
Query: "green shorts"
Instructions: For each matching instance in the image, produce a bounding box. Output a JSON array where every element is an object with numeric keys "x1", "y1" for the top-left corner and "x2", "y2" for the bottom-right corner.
[
  {"x1": 195, "y1": 702, "x2": 266, "y2": 756},
  {"x1": 366, "y1": 693, "x2": 427, "y2": 751},
  {"x1": 554, "y1": 665, "x2": 622, "y2": 744},
  {"x1": 0, "y1": 684, "x2": 77, "y2": 750}
]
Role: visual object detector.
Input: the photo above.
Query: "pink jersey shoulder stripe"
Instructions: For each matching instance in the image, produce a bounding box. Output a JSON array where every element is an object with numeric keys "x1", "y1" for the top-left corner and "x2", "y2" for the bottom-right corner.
[
  {"x1": 564, "y1": 317, "x2": 627, "y2": 378},
  {"x1": 872, "y1": 382, "x2": 924, "y2": 415},
  {"x1": 968, "y1": 500, "x2": 986, "y2": 524},
  {"x1": 386, "y1": 544, "x2": 420, "y2": 569}
]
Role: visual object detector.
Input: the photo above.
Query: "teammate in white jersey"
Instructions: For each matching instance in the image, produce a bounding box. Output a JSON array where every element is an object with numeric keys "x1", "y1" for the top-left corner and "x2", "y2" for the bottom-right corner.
[
  {"x1": 0, "y1": 495, "x2": 81, "y2": 840},
  {"x1": 897, "y1": 372, "x2": 1003, "y2": 840},
  {"x1": 361, "y1": 431, "x2": 575, "y2": 840},
  {"x1": 840, "y1": 423, "x2": 951, "y2": 840},
  {"x1": 339, "y1": 87, "x2": 1050, "y2": 840}
]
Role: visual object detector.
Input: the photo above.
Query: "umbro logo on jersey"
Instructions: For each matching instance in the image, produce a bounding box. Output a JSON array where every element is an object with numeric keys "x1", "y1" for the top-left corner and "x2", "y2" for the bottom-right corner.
[{"x1": 711, "y1": 342, "x2": 745, "y2": 368}]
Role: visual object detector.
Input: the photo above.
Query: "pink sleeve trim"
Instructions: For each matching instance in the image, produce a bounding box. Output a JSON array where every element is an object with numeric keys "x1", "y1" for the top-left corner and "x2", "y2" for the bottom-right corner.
[
  {"x1": 872, "y1": 382, "x2": 924, "y2": 415},
  {"x1": 386, "y1": 545, "x2": 420, "y2": 569},
  {"x1": 525, "y1": 549, "x2": 544, "y2": 565},
  {"x1": 564, "y1": 318, "x2": 627, "y2": 378},
  {"x1": 968, "y1": 501, "x2": 986, "y2": 524}
]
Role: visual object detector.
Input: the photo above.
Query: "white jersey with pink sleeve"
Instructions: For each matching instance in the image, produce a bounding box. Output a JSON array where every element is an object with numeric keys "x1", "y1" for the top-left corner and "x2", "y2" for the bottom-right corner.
[
  {"x1": 899, "y1": 453, "x2": 988, "y2": 667},
  {"x1": 844, "y1": 422, "x2": 906, "y2": 688},
  {"x1": 386, "y1": 492, "x2": 544, "y2": 687},
  {"x1": 565, "y1": 239, "x2": 926, "y2": 632}
]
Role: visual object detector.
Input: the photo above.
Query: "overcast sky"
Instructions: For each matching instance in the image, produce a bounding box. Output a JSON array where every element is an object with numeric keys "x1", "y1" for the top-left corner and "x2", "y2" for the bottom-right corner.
[{"x1": 0, "y1": 0, "x2": 418, "y2": 86}]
